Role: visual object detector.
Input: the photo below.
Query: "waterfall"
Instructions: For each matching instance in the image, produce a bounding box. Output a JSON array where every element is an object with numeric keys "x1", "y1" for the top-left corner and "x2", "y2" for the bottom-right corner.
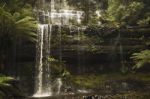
[
  {"x1": 77, "y1": 27, "x2": 86, "y2": 73},
  {"x1": 77, "y1": 11, "x2": 82, "y2": 24},
  {"x1": 34, "y1": 24, "x2": 52, "y2": 97},
  {"x1": 47, "y1": 25, "x2": 52, "y2": 93},
  {"x1": 36, "y1": 25, "x2": 44, "y2": 95},
  {"x1": 57, "y1": 78, "x2": 63, "y2": 94},
  {"x1": 44, "y1": 25, "x2": 51, "y2": 94},
  {"x1": 63, "y1": 0, "x2": 68, "y2": 8},
  {"x1": 109, "y1": 32, "x2": 120, "y2": 71},
  {"x1": 77, "y1": 27, "x2": 81, "y2": 74},
  {"x1": 69, "y1": 25, "x2": 72, "y2": 35},
  {"x1": 59, "y1": 25, "x2": 62, "y2": 64},
  {"x1": 51, "y1": 0, "x2": 55, "y2": 10},
  {"x1": 119, "y1": 32, "x2": 127, "y2": 73},
  {"x1": 109, "y1": 32, "x2": 126, "y2": 72},
  {"x1": 34, "y1": 0, "x2": 84, "y2": 97}
]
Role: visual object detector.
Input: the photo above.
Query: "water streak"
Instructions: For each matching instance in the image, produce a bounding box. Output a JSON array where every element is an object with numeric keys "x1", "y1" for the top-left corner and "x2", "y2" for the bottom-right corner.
[
  {"x1": 57, "y1": 78, "x2": 63, "y2": 94},
  {"x1": 35, "y1": 24, "x2": 44, "y2": 95},
  {"x1": 77, "y1": 27, "x2": 81, "y2": 74}
]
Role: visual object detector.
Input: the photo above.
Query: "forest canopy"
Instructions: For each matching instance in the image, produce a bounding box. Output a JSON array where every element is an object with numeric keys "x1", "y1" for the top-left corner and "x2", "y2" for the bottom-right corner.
[{"x1": 67, "y1": 0, "x2": 150, "y2": 27}]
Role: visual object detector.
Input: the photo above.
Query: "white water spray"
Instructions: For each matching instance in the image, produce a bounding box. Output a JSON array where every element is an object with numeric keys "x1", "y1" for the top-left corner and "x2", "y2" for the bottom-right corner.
[{"x1": 57, "y1": 78, "x2": 63, "y2": 94}]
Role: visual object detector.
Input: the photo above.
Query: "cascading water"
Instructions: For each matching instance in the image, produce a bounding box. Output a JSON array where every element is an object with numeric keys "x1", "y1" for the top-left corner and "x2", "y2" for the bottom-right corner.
[
  {"x1": 34, "y1": 0, "x2": 83, "y2": 97},
  {"x1": 118, "y1": 32, "x2": 127, "y2": 73},
  {"x1": 36, "y1": 25, "x2": 44, "y2": 95},
  {"x1": 34, "y1": 24, "x2": 52, "y2": 97},
  {"x1": 59, "y1": 25, "x2": 62, "y2": 64},
  {"x1": 109, "y1": 32, "x2": 121, "y2": 70},
  {"x1": 77, "y1": 27, "x2": 81, "y2": 74},
  {"x1": 77, "y1": 27, "x2": 86, "y2": 73},
  {"x1": 109, "y1": 32, "x2": 126, "y2": 72},
  {"x1": 56, "y1": 78, "x2": 63, "y2": 95}
]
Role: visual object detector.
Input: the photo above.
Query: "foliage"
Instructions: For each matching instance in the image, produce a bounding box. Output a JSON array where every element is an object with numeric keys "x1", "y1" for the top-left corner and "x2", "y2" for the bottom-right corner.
[
  {"x1": 102, "y1": 0, "x2": 144, "y2": 28},
  {"x1": 72, "y1": 73, "x2": 150, "y2": 89},
  {"x1": 0, "y1": 75, "x2": 25, "y2": 98},
  {"x1": 48, "y1": 57, "x2": 62, "y2": 77},
  {"x1": 0, "y1": 0, "x2": 37, "y2": 10},
  {"x1": 48, "y1": 57, "x2": 70, "y2": 79},
  {"x1": 138, "y1": 16, "x2": 150, "y2": 26},
  {"x1": 131, "y1": 50, "x2": 150, "y2": 69},
  {"x1": 0, "y1": 4, "x2": 37, "y2": 41},
  {"x1": 67, "y1": 0, "x2": 102, "y2": 25},
  {"x1": 0, "y1": 75, "x2": 14, "y2": 86},
  {"x1": 0, "y1": 0, "x2": 37, "y2": 67},
  {"x1": 66, "y1": 0, "x2": 150, "y2": 27}
]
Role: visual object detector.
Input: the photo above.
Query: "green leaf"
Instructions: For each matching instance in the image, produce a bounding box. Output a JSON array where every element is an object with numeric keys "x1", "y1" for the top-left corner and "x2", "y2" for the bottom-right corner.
[{"x1": 131, "y1": 50, "x2": 150, "y2": 69}]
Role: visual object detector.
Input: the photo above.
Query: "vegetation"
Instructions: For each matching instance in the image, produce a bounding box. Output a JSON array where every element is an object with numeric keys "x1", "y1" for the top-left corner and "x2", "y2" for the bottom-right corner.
[
  {"x1": 68, "y1": 0, "x2": 150, "y2": 71},
  {"x1": 131, "y1": 50, "x2": 150, "y2": 69},
  {"x1": 48, "y1": 57, "x2": 68, "y2": 78},
  {"x1": 0, "y1": 75, "x2": 25, "y2": 98},
  {"x1": 0, "y1": 0, "x2": 37, "y2": 71},
  {"x1": 0, "y1": 1, "x2": 37, "y2": 98},
  {"x1": 0, "y1": 75, "x2": 14, "y2": 85},
  {"x1": 103, "y1": 1, "x2": 144, "y2": 28},
  {"x1": 0, "y1": 0, "x2": 149, "y2": 98},
  {"x1": 72, "y1": 73, "x2": 150, "y2": 89}
]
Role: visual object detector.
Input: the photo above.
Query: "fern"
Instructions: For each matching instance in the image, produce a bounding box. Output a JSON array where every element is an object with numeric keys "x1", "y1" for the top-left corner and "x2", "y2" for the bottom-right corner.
[
  {"x1": 131, "y1": 50, "x2": 150, "y2": 69},
  {"x1": 0, "y1": 76, "x2": 14, "y2": 86},
  {"x1": 0, "y1": 5, "x2": 37, "y2": 42}
]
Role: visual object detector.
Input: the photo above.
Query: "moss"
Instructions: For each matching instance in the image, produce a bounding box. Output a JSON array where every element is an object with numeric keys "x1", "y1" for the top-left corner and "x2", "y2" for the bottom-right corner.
[
  {"x1": 72, "y1": 74, "x2": 106, "y2": 89},
  {"x1": 112, "y1": 91, "x2": 150, "y2": 99},
  {"x1": 71, "y1": 73, "x2": 150, "y2": 89}
]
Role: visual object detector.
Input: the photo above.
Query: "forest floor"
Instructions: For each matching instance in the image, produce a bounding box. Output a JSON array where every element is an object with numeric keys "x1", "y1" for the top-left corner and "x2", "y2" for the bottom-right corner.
[{"x1": 70, "y1": 73, "x2": 150, "y2": 98}]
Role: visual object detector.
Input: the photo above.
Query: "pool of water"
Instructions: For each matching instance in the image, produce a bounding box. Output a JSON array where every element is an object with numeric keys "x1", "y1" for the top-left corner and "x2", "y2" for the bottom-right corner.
[
  {"x1": 29, "y1": 93, "x2": 99, "y2": 99},
  {"x1": 28, "y1": 91, "x2": 150, "y2": 99}
]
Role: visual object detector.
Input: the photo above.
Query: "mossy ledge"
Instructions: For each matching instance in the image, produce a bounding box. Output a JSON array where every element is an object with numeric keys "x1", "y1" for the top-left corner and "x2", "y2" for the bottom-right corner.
[{"x1": 71, "y1": 73, "x2": 150, "y2": 92}]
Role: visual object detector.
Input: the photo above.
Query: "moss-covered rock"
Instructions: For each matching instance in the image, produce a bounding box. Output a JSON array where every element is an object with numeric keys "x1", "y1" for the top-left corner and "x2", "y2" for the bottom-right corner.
[{"x1": 71, "y1": 73, "x2": 150, "y2": 92}]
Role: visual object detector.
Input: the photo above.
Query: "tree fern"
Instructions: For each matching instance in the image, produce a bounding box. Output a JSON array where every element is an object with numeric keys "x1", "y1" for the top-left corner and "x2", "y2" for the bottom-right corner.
[
  {"x1": 14, "y1": 15, "x2": 37, "y2": 41},
  {"x1": 131, "y1": 50, "x2": 150, "y2": 69},
  {"x1": 0, "y1": 5, "x2": 37, "y2": 42},
  {"x1": 0, "y1": 75, "x2": 14, "y2": 86}
]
